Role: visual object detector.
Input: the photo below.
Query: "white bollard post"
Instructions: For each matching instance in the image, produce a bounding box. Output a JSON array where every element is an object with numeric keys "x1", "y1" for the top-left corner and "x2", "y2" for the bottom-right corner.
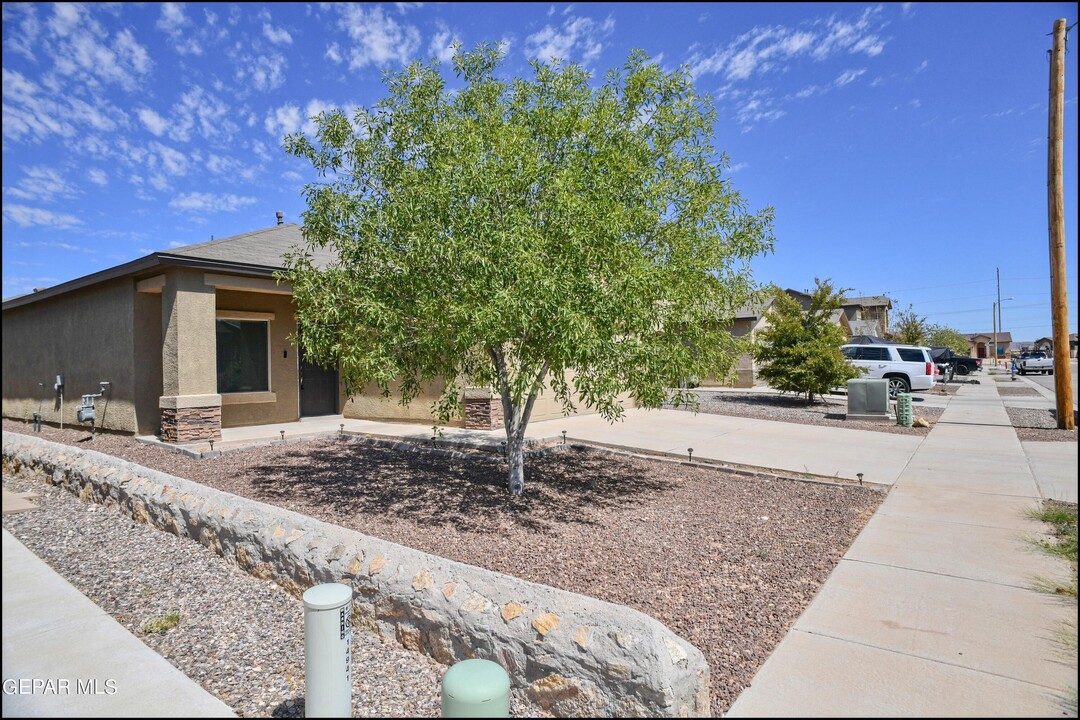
[{"x1": 303, "y1": 583, "x2": 353, "y2": 717}]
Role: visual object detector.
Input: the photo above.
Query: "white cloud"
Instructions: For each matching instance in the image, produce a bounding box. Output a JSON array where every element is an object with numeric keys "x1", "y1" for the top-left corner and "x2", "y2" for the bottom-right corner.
[
  {"x1": 263, "y1": 23, "x2": 292, "y2": 45},
  {"x1": 812, "y1": 7, "x2": 887, "y2": 60},
  {"x1": 2, "y1": 69, "x2": 77, "y2": 143},
  {"x1": 834, "y1": 68, "x2": 866, "y2": 87},
  {"x1": 525, "y1": 13, "x2": 614, "y2": 64},
  {"x1": 87, "y1": 168, "x2": 109, "y2": 186},
  {"x1": 395, "y1": 3, "x2": 424, "y2": 13},
  {"x1": 3, "y1": 166, "x2": 78, "y2": 202},
  {"x1": 2, "y1": 2, "x2": 42, "y2": 61},
  {"x1": 2, "y1": 204, "x2": 83, "y2": 229},
  {"x1": 138, "y1": 107, "x2": 170, "y2": 136},
  {"x1": 265, "y1": 103, "x2": 303, "y2": 138},
  {"x1": 168, "y1": 192, "x2": 257, "y2": 213},
  {"x1": 235, "y1": 52, "x2": 288, "y2": 91},
  {"x1": 691, "y1": 7, "x2": 888, "y2": 81},
  {"x1": 157, "y1": 2, "x2": 203, "y2": 56},
  {"x1": 736, "y1": 97, "x2": 786, "y2": 125},
  {"x1": 325, "y1": 42, "x2": 343, "y2": 64},
  {"x1": 337, "y1": 5, "x2": 421, "y2": 69},
  {"x1": 428, "y1": 22, "x2": 459, "y2": 62},
  {"x1": 170, "y1": 86, "x2": 237, "y2": 142},
  {"x1": 48, "y1": 7, "x2": 153, "y2": 91},
  {"x1": 151, "y1": 142, "x2": 189, "y2": 176},
  {"x1": 265, "y1": 100, "x2": 354, "y2": 139}
]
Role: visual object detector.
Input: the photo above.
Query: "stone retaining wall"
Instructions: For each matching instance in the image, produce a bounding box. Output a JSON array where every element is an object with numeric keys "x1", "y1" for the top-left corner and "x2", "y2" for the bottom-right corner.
[{"x1": 2, "y1": 433, "x2": 710, "y2": 717}]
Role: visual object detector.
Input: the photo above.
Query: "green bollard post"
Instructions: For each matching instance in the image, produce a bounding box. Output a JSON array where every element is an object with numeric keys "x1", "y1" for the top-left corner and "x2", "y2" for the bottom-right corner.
[
  {"x1": 440, "y1": 659, "x2": 510, "y2": 718},
  {"x1": 896, "y1": 392, "x2": 913, "y2": 427}
]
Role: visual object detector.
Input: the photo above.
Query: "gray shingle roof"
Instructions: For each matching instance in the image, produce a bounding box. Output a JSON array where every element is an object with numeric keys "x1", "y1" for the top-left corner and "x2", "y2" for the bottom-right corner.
[
  {"x1": 166, "y1": 223, "x2": 337, "y2": 269},
  {"x1": 843, "y1": 295, "x2": 891, "y2": 308}
]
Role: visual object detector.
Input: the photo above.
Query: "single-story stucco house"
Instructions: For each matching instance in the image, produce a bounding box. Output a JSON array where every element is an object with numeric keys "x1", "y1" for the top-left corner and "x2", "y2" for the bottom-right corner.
[
  {"x1": 700, "y1": 290, "x2": 892, "y2": 388},
  {"x1": 1, "y1": 217, "x2": 586, "y2": 442},
  {"x1": 964, "y1": 332, "x2": 1012, "y2": 360}
]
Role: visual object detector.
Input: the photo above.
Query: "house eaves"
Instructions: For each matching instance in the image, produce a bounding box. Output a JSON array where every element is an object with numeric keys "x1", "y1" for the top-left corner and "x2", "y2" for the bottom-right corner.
[
  {"x1": 1, "y1": 253, "x2": 290, "y2": 311},
  {"x1": 2, "y1": 222, "x2": 324, "y2": 312}
]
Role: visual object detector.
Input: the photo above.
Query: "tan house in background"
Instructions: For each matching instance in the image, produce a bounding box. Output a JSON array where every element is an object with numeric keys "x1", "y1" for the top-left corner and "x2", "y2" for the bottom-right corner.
[
  {"x1": 702, "y1": 289, "x2": 892, "y2": 388},
  {"x1": 964, "y1": 332, "x2": 1012, "y2": 359},
  {"x1": 1, "y1": 218, "x2": 583, "y2": 442}
]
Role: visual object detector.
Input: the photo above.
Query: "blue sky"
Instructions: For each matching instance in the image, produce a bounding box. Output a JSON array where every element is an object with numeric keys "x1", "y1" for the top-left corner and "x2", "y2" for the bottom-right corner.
[{"x1": 2, "y1": 2, "x2": 1077, "y2": 341}]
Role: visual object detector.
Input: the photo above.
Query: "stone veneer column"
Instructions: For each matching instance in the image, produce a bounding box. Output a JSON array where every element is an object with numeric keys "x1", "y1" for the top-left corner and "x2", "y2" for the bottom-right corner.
[
  {"x1": 462, "y1": 387, "x2": 504, "y2": 430},
  {"x1": 160, "y1": 269, "x2": 221, "y2": 442}
]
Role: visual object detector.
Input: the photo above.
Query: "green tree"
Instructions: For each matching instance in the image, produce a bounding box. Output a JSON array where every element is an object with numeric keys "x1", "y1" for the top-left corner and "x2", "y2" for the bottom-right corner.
[
  {"x1": 280, "y1": 45, "x2": 774, "y2": 495},
  {"x1": 926, "y1": 324, "x2": 969, "y2": 356},
  {"x1": 891, "y1": 306, "x2": 929, "y2": 345},
  {"x1": 753, "y1": 279, "x2": 862, "y2": 403}
]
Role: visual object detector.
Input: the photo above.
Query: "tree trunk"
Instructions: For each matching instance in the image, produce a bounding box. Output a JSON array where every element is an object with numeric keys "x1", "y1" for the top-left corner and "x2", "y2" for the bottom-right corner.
[
  {"x1": 488, "y1": 346, "x2": 548, "y2": 496},
  {"x1": 507, "y1": 433, "x2": 525, "y2": 496}
]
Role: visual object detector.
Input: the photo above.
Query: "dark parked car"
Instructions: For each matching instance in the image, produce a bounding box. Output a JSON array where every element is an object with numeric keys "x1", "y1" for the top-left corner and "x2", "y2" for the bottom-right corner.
[{"x1": 928, "y1": 347, "x2": 982, "y2": 376}]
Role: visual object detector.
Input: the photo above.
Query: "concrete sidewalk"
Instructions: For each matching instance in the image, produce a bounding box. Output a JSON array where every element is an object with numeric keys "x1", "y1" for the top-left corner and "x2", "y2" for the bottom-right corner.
[
  {"x1": 727, "y1": 377, "x2": 1077, "y2": 716},
  {"x1": 1, "y1": 530, "x2": 234, "y2": 718}
]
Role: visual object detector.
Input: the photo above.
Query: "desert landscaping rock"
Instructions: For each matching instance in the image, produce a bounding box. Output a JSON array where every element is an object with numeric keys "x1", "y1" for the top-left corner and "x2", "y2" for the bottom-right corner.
[
  {"x1": 1005, "y1": 407, "x2": 1078, "y2": 443},
  {"x1": 1, "y1": 472, "x2": 545, "y2": 718},
  {"x1": 2, "y1": 421, "x2": 883, "y2": 714}
]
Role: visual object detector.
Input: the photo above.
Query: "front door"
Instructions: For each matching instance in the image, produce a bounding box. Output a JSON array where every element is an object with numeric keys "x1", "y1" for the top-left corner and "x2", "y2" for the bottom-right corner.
[{"x1": 299, "y1": 349, "x2": 338, "y2": 417}]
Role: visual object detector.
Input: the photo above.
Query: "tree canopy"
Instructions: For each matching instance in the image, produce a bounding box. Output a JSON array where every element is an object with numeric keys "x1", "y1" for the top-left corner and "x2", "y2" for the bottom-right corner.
[
  {"x1": 891, "y1": 306, "x2": 929, "y2": 345},
  {"x1": 753, "y1": 279, "x2": 862, "y2": 403},
  {"x1": 927, "y1": 324, "x2": 970, "y2": 355},
  {"x1": 280, "y1": 45, "x2": 774, "y2": 494}
]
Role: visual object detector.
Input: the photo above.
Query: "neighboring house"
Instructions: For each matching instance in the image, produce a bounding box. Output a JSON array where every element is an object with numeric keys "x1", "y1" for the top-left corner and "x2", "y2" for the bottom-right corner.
[
  {"x1": 1, "y1": 217, "x2": 581, "y2": 442},
  {"x1": 704, "y1": 289, "x2": 887, "y2": 388},
  {"x1": 964, "y1": 332, "x2": 1012, "y2": 359},
  {"x1": 841, "y1": 295, "x2": 892, "y2": 338},
  {"x1": 1031, "y1": 333, "x2": 1080, "y2": 358}
]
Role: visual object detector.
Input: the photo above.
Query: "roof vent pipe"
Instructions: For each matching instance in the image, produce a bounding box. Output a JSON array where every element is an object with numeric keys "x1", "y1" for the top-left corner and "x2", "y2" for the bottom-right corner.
[{"x1": 276, "y1": 211, "x2": 284, "y2": 225}]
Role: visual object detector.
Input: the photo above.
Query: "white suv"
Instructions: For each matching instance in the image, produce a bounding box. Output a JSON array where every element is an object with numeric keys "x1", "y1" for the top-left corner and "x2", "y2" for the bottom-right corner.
[{"x1": 841, "y1": 343, "x2": 937, "y2": 399}]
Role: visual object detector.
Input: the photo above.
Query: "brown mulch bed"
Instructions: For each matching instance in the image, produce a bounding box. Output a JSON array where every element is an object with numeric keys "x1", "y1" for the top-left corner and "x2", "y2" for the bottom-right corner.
[
  {"x1": 1005, "y1": 407, "x2": 1079, "y2": 442},
  {"x1": 2, "y1": 420, "x2": 882, "y2": 715},
  {"x1": 996, "y1": 386, "x2": 1042, "y2": 397},
  {"x1": 669, "y1": 390, "x2": 945, "y2": 435}
]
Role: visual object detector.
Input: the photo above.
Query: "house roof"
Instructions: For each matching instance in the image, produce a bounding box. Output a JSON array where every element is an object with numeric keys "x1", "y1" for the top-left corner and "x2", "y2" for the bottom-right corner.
[
  {"x1": 844, "y1": 295, "x2": 892, "y2": 309},
  {"x1": 167, "y1": 223, "x2": 336, "y2": 268},
  {"x1": 964, "y1": 332, "x2": 1013, "y2": 343},
  {"x1": 3, "y1": 222, "x2": 335, "y2": 311}
]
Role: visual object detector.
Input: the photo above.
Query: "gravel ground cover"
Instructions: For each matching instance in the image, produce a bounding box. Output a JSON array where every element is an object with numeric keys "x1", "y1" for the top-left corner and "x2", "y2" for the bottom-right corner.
[
  {"x1": 997, "y1": 386, "x2": 1042, "y2": 397},
  {"x1": 2, "y1": 421, "x2": 883, "y2": 715},
  {"x1": 1005, "y1": 407, "x2": 1079, "y2": 443},
  {"x1": 1, "y1": 472, "x2": 545, "y2": 718},
  {"x1": 667, "y1": 389, "x2": 945, "y2": 435}
]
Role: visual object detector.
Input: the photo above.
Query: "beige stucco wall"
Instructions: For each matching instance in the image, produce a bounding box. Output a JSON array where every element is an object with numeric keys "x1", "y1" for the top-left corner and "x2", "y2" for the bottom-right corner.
[
  {"x1": 342, "y1": 370, "x2": 612, "y2": 427},
  {"x1": 216, "y1": 289, "x2": 301, "y2": 429},
  {"x1": 344, "y1": 378, "x2": 465, "y2": 427},
  {"x1": 699, "y1": 317, "x2": 758, "y2": 388},
  {"x1": 132, "y1": 288, "x2": 163, "y2": 434},
  {"x1": 2, "y1": 277, "x2": 142, "y2": 433},
  {"x1": 161, "y1": 268, "x2": 217, "y2": 398}
]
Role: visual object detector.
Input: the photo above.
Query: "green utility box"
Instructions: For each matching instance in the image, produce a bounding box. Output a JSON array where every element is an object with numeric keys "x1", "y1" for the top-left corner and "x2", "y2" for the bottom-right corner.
[
  {"x1": 440, "y1": 659, "x2": 510, "y2": 718},
  {"x1": 896, "y1": 392, "x2": 913, "y2": 427}
]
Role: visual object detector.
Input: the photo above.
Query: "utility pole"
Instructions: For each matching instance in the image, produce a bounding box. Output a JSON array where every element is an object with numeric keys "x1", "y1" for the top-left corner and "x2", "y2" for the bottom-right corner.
[
  {"x1": 992, "y1": 303, "x2": 998, "y2": 366},
  {"x1": 1048, "y1": 18, "x2": 1075, "y2": 430},
  {"x1": 996, "y1": 267, "x2": 1002, "y2": 356}
]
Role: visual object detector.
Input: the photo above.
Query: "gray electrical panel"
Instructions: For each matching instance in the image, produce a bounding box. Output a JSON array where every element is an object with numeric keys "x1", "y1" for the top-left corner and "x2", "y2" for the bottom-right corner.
[{"x1": 846, "y1": 379, "x2": 892, "y2": 422}]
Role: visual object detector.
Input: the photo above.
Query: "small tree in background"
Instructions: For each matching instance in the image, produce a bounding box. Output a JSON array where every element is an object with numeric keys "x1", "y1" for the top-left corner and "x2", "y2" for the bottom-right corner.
[
  {"x1": 753, "y1": 278, "x2": 862, "y2": 404},
  {"x1": 891, "y1": 305, "x2": 929, "y2": 345},
  {"x1": 927, "y1": 324, "x2": 970, "y2": 355}
]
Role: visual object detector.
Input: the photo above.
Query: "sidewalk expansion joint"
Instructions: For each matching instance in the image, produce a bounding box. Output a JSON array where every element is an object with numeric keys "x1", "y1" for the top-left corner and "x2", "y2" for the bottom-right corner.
[{"x1": 840, "y1": 557, "x2": 1053, "y2": 593}]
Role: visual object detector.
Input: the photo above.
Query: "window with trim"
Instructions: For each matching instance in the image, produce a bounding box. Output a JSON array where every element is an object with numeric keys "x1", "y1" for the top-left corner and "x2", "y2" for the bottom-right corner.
[{"x1": 216, "y1": 319, "x2": 269, "y2": 393}]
